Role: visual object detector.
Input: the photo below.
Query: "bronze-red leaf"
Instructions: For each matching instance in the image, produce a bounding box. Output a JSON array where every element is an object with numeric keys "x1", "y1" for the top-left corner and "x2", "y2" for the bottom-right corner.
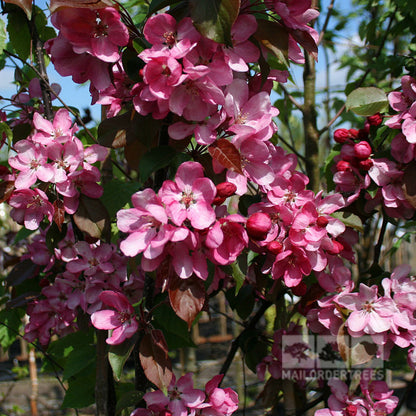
[
  {"x1": 139, "y1": 329, "x2": 172, "y2": 391},
  {"x1": 208, "y1": 138, "x2": 243, "y2": 175},
  {"x1": 168, "y1": 275, "x2": 205, "y2": 329}
]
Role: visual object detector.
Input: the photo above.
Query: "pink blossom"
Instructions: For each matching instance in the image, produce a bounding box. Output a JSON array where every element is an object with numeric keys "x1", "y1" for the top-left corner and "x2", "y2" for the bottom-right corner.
[
  {"x1": 9, "y1": 188, "x2": 54, "y2": 230},
  {"x1": 141, "y1": 55, "x2": 186, "y2": 100},
  {"x1": 143, "y1": 14, "x2": 201, "y2": 59},
  {"x1": 32, "y1": 108, "x2": 76, "y2": 144},
  {"x1": 144, "y1": 373, "x2": 206, "y2": 416},
  {"x1": 24, "y1": 298, "x2": 77, "y2": 345},
  {"x1": 66, "y1": 242, "x2": 115, "y2": 276},
  {"x1": 117, "y1": 188, "x2": 182, "y2": 258},
  {"x1": 46, "y1": 34, "x2": 113, "y2": 91},
  {"x1": 202, "y1": 375, "x2": 238, "y2": 416},
  {"x1": 91, "y1": 291, "x2": 138, "y2": 345},
  {"x1": 205, "y1": 215, "x2": 248, "y2": 265},
  {"x1": 315, "y1": 378, "x2": 367, "y2": 416},
  {"x1": 222, "y1": 14, "x2": 260, "y2": 72},
  {"x1": 337, "y1": 283, "x2": 396, "y2": 335},
  {"x1": 271, "y1": 245, "x2": 311, "y2": 287},
  {"x1": 52, "y1": 7, "x2": 129, "y2": 62},
  {"x1": 9, "y1": 141, "x2": 54, "y2": 189},
  {"x1": 169, "y1": 78, "x2": 225, "y2": 121},
  {"x1": 159, "y1": 162, "x2": 216, "y2": 229}
]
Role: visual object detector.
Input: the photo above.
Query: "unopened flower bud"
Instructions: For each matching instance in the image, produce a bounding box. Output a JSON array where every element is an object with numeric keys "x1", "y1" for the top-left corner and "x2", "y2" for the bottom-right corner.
[
  {"x1": 292, "y1": 282, "x2": 307, "y2": 296},
  {"x1": 39, "y1": 278, "x2": 50, "y2": 288},
  {"x1": 213, "y1": 196, "x2": 226, "y2": 206},
  {"x1": 336, "y1": 160, "x2": 351, "y2": 172},
  {"x1": 333, "y1": 129, "x2": 351, "y2": 143},
  {"x1": 246, "y1": 212, "x2": 272, "y2": 240},
  {"x1": 348, "y1": 128, "x2": 359, "y2": 139},
  {"x1": 345, "y1": 405, "x2": 357, "y2": 416},
  {"x1": 267, "y1": 241, "x2": 283, "y2": 254},
  {"x1": 354, "y1": 141, "x2": 372, "y2": 160},
  {"x1": 216, "y1": 182, "x2": 237, "y2": 198},
  {"x1": 316, "y1": 216, "x2": 329, "y2": 228},
  {"x1": 358, "y1": 127, "x2": 369, "y2": 140},
  {"x1": 367, "y1": 113, "x2": 383, "y2": 126},
  {"x1": 327, "y1": 240, "x2": 344, "y2": 255},
  {"x1": 359, "y1": 158, "x2": 373, "y2": 171}
]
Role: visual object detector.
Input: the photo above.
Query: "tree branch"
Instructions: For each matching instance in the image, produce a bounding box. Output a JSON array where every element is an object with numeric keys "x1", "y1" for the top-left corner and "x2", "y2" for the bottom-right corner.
[{"x1": 318, "y1": 0, "x2": 335, "y2": 46}]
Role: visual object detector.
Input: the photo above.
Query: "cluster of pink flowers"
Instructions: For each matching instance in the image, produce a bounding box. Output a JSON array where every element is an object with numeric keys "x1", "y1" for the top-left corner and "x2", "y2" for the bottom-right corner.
[
  {"x1": 6, "y1": 108, "x2": 108, "y2": 229},
  {"x1": 331, "y1": 113, "x2": 415, "y2": 219},
  {"x1": 307, "y1": 263, "x2": 416, "y2": 371},
  {"x1": 23, "y1": 225, "x2": 144, "y2": 345},
  {"x1": 131, "y1": 373, "x2": 238, "y2": 416},
  {"x1": 117, "y1": 155, "x2": 353, "y2": 294},
  {"x1": 316, "y1": 375, "x2": 398, "y2": 416},
  {"x1": 46, "y1": 7, "x2": 129, "y2": 91}
]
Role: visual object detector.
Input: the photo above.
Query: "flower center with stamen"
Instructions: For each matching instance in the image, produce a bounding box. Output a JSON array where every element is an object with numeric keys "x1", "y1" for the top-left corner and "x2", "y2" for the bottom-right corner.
[
  {"x1": 118, "y1": 311, "x2": 131, "y2": 324},
  {"x1": 169, "y1": 387, "x2": 181, "y2": 400},
  {"x1": 163, "y1": 31, "x2": 176, "y2": 46},
  {"x1": 364, "y1": 301, "x2": 373, "y2": 312},
  {"x1": 181, "y1": 191, "x2": 195, "y2": 208}
]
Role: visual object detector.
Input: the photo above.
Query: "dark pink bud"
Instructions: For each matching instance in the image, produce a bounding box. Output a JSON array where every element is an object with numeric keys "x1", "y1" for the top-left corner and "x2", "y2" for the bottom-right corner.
[
  {"x1": 316, "y1": 216, "x2": 329, "y2": 228},
  {"x1": 327, "y1": 240, "x2": 344, "y2": 255},
  {"x1": 333, "y1": 128, "x2": 351, "y2": 143},
  {"x1": 267, "y1": 241, "x2": 283, "y2": 254},
  {"x1": 292, "y1": 282, "x2": 307, "y2": 296},
  {"x1": 345, "y1": 405, "x2": 357, "y2": 416},
  {"x1": 213, "y1": 196, "x2": 226, "y2": 206},
  {"x1": 39, "y1": 278, "x2": 50, "y2": 288},
  {"x1": 367, "y1": 113, "x2": 383, "y2": 126},
  {"x1": 348, "y1": 128, "x2": 359, "y2": 139},
  {"x1": 354, "y1": 141, "x2": 372, "y2": 160},
  {"x1": 358, "y1": 127, "x2": 369, "y2": 140},
  {"x1": 336, "y1": 160, "x2": 351, "y2": 172},
  {"x1": 359, "y1": 158, "x2": 373, "y2": 171},
  {"x1": 246, "y1": 212, "x2": 272, "y2": 240},
  {"x1": 216, "y1": 182, "x2": 237, "y2": 198}
]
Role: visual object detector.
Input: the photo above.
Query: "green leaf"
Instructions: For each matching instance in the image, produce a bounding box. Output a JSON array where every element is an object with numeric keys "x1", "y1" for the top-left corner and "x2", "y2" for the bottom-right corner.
[
  {"x1": 139, "y1": 145, "x2": 177, "y2": 183},
  {"x1": 0, "y1": 20, "x2": 7, "y2": 54},
  {"x1": 152, "y1": 303, "x2": 196, "y2": 349},
  {"x1": 0, "y1": 309, "x2": 24, "y2": 350},
  {"x1": 43, "y1": 331, "x2": 94, "y2": 373},
  {"x1": 189, "y1": 0, "x2": 241, "y2": 46},
  {"x1": 0, "y1": 123, "x2": 13, "y2": 153},
  {"x1": 101, "y1": 180, "x2": 141, "y2": 219},
  {"x1": 62, "y1": 364, "x2": 96, "y2": 409},
  {"x1": 346, "y1": 87, "x2": 389, "y2": 116},
  {"x1": 332, "y1": 211, "x2": 363, "y2": 232},
  {"x1": 45, "y1": 222, "x2": 67, "y2": 253},
  {"x1": 73, "y1": 195, "x2": 111, "y2": 241},
  {"x1": 63, "y1": 344, "x2": 96, "y2": 381},
  {"x1": 13, "y1": 227, "x2": 35, "y2": 243},
  {"x1": 108, "y1": 337, "x2": 136, "y2": 382},
  {"x1": 7, "y1": 6, "x2": 31, "y2": 61},
  {"x1": 231, "y1": 260, "x2": 245, "y2": 294},
  {"x1": 147, "y1": 0, "x2": 182, "y2": 16},
  {"x1": 116, "y1": 390, "x2": 144, "y2": 416},
  {"x1": 254, "y1": 20, "x2": 289, "y2": 66}
]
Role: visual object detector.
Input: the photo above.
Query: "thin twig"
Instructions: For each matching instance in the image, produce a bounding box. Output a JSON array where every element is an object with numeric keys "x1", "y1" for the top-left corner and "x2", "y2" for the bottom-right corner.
[
  {"x1": 318, "y1": 6, "x2": 397, "y2": 135},
  {"x1": 392, "y1": 371, "x2": 416, "y2": 416},
  {"x1": 277, "y1": 134, "x2": 306, "y2": 162},
  {"x1": 3, "y1": 50, "x2": 133, "y2": 180},
  {"x1": 279, "y1": 84, "x2": 303, "y2": 111},
  {"x1": 218, "y1": 299, "x2": 272, "y2": 382},
  {"x1": 369, "y1": 213, "x2": 388, "y2": 271},
  {"x1": 0, "y1": 320, "x2": 66, "y2": 392},
  {"x1": 318, "y1": 0, "x2": 335, "y2": 46}
]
